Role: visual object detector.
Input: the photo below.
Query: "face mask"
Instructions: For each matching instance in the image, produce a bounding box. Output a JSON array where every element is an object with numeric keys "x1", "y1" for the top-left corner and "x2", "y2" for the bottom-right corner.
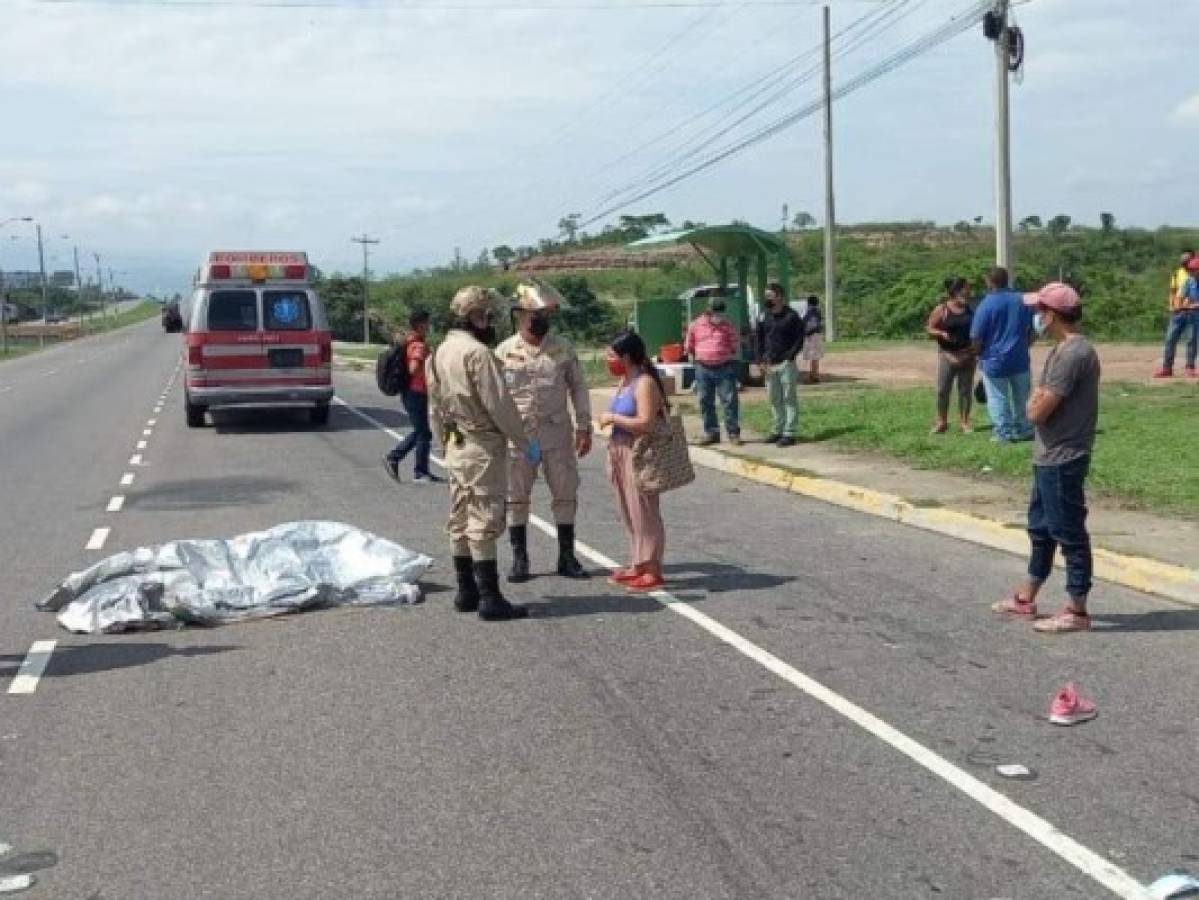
[
  {"x1": 710, "y1": 302, "x2": 727, "y2": 315},
  {"x1": 471, "y1": 324, "x2": 498, "y2": 347},
  {"x1": 1034, "y1": 312, "x2": 1049, "y2": 336},
  {"x1": 528, "y1": 316, "x2": 550, "y2": 338},
  {"x1": 606, "y1": 356, "x2": 627, "y2": 377}
]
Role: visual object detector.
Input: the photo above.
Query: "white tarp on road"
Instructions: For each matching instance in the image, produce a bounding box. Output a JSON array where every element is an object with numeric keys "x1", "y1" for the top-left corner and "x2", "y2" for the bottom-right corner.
[{"x1": 37, "y1": 521, "x2": 434, "y2": 634}]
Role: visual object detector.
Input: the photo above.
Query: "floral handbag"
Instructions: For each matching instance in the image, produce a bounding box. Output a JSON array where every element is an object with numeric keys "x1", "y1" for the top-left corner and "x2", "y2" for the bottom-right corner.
[{"x1": 633, "y1": 408, "x2": 696, "y2": 495}]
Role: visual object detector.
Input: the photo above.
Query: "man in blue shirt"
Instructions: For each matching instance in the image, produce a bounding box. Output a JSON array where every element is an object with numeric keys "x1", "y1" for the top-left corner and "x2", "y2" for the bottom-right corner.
[{"x1": 970, "y1": 266, "x2": 1034, "y2": 442}]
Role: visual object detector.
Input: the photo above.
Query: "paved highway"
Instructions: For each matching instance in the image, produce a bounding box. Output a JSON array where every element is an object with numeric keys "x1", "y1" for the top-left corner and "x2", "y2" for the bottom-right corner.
[{"x1": 1, "y1": 321, "x2": 1196, "y2": 898}]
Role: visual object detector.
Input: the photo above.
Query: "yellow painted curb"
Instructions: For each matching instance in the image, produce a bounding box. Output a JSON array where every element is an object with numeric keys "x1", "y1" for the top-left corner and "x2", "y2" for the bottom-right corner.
[{"x1": 683, "y1": 443, "x2": 1199, "y2": 608}]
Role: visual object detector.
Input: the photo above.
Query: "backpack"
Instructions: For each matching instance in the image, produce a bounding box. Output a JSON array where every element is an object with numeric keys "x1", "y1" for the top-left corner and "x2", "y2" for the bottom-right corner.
[{"x1": 376, "y1": 336, "x2": 411, "y2": 396}]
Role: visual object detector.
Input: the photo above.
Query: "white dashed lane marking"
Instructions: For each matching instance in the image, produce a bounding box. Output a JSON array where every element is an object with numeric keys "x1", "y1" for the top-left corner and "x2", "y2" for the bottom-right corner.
[
  {"x1": 85, "y1": 527, "x2": 110, "y2": 550},
  {"x1": 7, "y1": 641, "x2": 57, "y2": 695},
  {"x1": 129, "y1": 454, "x2": 143, "y2": 466},
  {"x1": 136, "y1": 440, "x2": 147, "y2": 450},
  {"x1": 106, "y1": 496, "x2": 125, "y2": 513},
  {"x1": 120, "y1": 473, "x2": 135, "y2": 487}
]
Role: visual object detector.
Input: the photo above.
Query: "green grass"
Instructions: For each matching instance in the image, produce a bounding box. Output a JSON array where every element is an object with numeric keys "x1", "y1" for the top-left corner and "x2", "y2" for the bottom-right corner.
[
  {"x1": 740, "y1": 381, "x2": 1199, "y2": 518},
  {"x1": 0, "y1": 302, "x2": 159, "y2": 363}
]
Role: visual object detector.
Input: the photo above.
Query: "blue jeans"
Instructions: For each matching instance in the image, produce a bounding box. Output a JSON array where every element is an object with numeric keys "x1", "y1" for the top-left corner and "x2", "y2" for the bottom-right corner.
[
  {"x1": 1162, "y1": 310, "x2": 1199, "y2": 370},
  {"x1": 694, "y1": 361, "x2": 739, "y2": 437},
  {"x1": 388, "y1": 390, "x2": 432, "y2": 476},
  {"x1": 981, "y1": 369, "x2": 1032, "y2": 441},
  {"x1": 1027, "y1": 455, "x2": 1092, "y2": 604}
]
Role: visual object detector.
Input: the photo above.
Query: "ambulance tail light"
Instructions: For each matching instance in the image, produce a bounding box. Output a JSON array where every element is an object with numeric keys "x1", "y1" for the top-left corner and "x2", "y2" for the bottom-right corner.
[
  {"x1": 319, "y1": 341, "x2": 331, "y2": 365},
  {"x1": 187, "y1": 344, "x2": 202, "y2": 367},
  {"x1": 209, "y1": 264, "x2": 232, "y2": 279},
  {"x1": 284, "y1": 264, "x2": 307, "y2": 280}
]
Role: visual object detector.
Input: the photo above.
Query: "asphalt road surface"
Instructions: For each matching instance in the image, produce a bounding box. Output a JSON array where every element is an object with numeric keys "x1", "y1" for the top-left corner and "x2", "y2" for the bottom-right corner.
[{"x1": 1, "y1": 321, "x2": 1196, "y2": 899}]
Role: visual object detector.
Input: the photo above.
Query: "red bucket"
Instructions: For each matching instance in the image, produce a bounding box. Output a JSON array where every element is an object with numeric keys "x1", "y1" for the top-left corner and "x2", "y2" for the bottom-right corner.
[{"x1": 660, "y1": 343, "x2": 684, "y2": 363}]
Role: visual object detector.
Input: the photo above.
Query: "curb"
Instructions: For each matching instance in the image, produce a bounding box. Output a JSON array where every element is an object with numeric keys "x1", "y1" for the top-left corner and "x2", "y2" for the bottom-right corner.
[{"x1": 682, "y1": 443, "x2": 1199, "y2": 608}]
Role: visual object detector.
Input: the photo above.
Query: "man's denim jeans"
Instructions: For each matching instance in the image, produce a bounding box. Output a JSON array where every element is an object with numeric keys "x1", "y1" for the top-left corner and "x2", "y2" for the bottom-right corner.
[
  {"x1": 982, "y1": 369, "x2": 1032, "y2": 441},
  {"x1": 1027, "y1": 454, "x2": 1092, "y2": 604},
  {"x1": 694, "y1": 361, "x2": 739, "y2": 437},
  {"x1": 388, "y1": 390, "x2": 432, "y2": 476},
  {"x1": 1162, "y1": 309, "x2": 1199, "y2": 370}
]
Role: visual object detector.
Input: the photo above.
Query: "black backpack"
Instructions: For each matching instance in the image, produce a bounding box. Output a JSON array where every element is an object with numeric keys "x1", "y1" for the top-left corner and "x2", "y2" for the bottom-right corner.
[{"x1": 376, "y1": 337, "x2": 410, "y2": 396}]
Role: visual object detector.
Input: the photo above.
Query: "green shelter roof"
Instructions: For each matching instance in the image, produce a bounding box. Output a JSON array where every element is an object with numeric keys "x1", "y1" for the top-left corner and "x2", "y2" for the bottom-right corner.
[{"x1": 626, "y1": 224, "x2": 786, "y2": 259}]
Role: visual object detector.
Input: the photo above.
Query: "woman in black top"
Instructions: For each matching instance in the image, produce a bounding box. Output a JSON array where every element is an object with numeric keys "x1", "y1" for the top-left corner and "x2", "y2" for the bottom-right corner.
[{"x1": 926, "y1": 277, "x2": 977, "y2": 434}]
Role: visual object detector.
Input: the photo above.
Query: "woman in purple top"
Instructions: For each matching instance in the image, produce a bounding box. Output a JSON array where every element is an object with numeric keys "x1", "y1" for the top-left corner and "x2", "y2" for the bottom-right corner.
[{"x1": 598, "y1": 331, "x2": 668, "y2": 593}]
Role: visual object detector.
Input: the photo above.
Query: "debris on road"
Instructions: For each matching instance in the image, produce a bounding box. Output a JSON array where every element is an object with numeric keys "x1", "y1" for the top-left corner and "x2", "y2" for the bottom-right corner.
[
  {"x1": 37, "y1": 521, "x2": 433, "y2": 634},
  {"x1": 1149, "y1": 869, "x2": 1199, "y2": 899},
  {"x1": 1047, "y1": 683, "x2": 1098, "y2": 726},
  {"x1": 995, "y1": 764, "x2": 1035, "y2": 780}
]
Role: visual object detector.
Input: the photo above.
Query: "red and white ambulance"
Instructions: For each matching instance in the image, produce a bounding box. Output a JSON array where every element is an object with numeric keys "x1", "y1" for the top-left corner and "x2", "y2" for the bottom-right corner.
[{"x1": 183, "y1": 251, "x2": 334, "y2": 427}]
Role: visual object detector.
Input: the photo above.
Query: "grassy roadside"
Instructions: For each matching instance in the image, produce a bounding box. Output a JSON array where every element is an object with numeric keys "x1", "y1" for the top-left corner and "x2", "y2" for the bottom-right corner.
[
  {"x1": 739, "y1": 381, "x2": 1199, "y2": 518},
  {"x1": 0, "y1": 302, "x2": 159, "y2": 363}
]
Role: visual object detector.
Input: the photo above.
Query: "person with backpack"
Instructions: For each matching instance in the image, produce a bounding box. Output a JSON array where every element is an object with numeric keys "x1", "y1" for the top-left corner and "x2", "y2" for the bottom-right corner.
[
  {"x1": 926, "y1": 277, "x2": 977, "y2": 434},
  {"x1": 382, "y1": 308, "x2": 440, "y2": 483}
]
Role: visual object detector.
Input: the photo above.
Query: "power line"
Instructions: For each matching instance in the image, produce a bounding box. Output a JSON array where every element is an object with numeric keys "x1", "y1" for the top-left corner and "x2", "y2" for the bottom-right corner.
[
  {"x1": 575, "y1": 0, "x2": 990, "y2": 229},
  {"x1": 35, "y1": 0, "x2": 888, "y2": 9}
]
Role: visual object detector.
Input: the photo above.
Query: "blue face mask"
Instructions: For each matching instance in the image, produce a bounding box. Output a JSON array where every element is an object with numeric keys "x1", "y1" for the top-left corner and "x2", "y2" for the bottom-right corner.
[{"x1": 1034, "y1": 312, "x2": 1049, "y2": 336}]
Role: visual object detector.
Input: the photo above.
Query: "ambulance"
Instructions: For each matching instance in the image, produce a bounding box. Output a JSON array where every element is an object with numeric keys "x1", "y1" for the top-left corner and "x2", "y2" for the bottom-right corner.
[{"x1": 183, "y1": 251, "x2": 334, "y2": 428}]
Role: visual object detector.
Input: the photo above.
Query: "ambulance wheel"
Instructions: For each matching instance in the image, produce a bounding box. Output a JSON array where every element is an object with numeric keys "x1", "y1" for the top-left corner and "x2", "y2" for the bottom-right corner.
[
  {"x1": 310, "y1": 402, "x2": 330, "y2": 426},
  {"x1": 185, "y1": 395, "x2": 206, "y2": 428}
]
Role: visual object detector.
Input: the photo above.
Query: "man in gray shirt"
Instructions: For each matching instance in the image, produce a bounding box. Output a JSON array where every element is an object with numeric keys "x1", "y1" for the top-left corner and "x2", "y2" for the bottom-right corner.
[{"x1": 992, "y1": 282, "x2": 1100, "y2": 634}]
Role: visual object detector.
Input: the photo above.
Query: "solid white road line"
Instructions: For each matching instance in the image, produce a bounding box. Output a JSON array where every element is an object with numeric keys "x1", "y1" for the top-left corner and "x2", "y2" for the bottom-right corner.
[
  {"x1": 120, "y1": 472, "x2": 135, "y2": 487},
  {"x1": 7, "y1": 641, "x2": 57, "y2": 695},
  {"x1": 106, "y1": 495, "x2": 125, "y2": 512},
  {"x1": 85, "y1": 527, "x2": 111, "y2": 551},
  {"x1": 129, "y1": 454, "x2": 143, "y2": 466},
  {"x1": 136, "y1": 440, "x2": 147, "y2": 450},
  {"x1": 334, "y1": 394, "x2": 1153, "y2": 900}
]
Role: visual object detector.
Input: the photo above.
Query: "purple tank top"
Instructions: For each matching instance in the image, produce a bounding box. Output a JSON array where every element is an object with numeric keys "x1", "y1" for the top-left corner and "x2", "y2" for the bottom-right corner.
[{"x1": 609, "y1": 377, "x2": 640, "y2": 435}]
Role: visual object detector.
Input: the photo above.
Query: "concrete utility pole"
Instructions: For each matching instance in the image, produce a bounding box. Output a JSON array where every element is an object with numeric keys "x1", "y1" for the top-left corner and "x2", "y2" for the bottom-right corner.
[
  {"x1": 93, "y1": 253, "x2": 104, "y2": 317},
  {"x1": 989, "y1": 0, "x2": 1014, "y2": 275},
  {"x1": 73, "y1": 245, "x2": 84, "y2": 326},
  {"x1": 351, "y1": 234, "x2": 380, "y2": 345},
  {"x1": 821, "y1": 5, "x2": 837, "y2": 342},
  {"x1": 35, "y1": 223, "x2": 48, "y2": 348}
]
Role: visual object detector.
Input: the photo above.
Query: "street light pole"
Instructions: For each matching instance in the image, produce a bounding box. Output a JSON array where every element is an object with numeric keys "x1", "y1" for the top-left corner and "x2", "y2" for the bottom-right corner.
[
  {"x1": 93, "y1": 253, "x2": 104, "y2": 317},
  {"x1": 35, "y1": 223, "x2": 48, "y2": 348},
  {"x1": 988, "y1": 0, "x2": 1014, "y2": 275},
  {"x1": 821, "y1": 5, "x2": 837, "y2": 342},
  {"x1": 73, "y1": 245, "x2": 85, "y2": 327}
]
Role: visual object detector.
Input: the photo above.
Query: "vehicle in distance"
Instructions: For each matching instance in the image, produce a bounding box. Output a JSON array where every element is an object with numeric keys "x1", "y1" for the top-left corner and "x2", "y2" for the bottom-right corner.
[
  {"x1": 161, "y1": 301, "x2": 183, "y2": 333},
  {"x1": 183, "y1": 251, "x2": 333, "y2": 428}
]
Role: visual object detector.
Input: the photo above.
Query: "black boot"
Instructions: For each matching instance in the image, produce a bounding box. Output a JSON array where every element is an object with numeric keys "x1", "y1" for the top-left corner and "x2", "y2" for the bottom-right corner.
[
  {"x1": 475, "y1": 560, "x2": 528, "y2": 621},
  {"x1": 508, "y1": 525, "x2": 531, "y2": 583},
  {"x1": 452, "y1": 556, "x2": 479, "y2": 612},
  {"x1": 556, "y1": 524, "x2": 588, "y2": 578}
]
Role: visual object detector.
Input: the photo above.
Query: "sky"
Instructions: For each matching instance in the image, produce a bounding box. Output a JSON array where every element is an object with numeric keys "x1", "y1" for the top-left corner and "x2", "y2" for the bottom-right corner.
[{"x1": 0, "y1": 0, "x2": 1195, "y2": 296}]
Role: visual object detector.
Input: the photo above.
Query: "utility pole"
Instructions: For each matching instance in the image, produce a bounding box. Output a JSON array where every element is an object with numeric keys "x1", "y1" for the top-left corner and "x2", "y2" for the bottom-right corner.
[
  {"x1": 35, "y1": 223, "x2": 48, "y2": 348},
  {"x1": 0, "y1": 266, "x2": 7, "y2": 357},
  {"x1": 351, "y1": 234, "x2": 380, "y2": 344},
  {"x1": 73, "y1": 245, "x2": 84, "y2": 326},
  {"x1": 988, "y1": 0, "x2": 1014, "y2": 276},
  {"x1": 821, "y1": 5, "x2": 837, "y2": 342},
  {"x1": 93, "y1": 253, "x2": 104, "y2": 318}
]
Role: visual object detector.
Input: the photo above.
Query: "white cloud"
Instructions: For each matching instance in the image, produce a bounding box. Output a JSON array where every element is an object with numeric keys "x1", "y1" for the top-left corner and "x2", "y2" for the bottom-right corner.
[{"x1": 1171, "y1": 93, "x2": 1199, "y2": 127}]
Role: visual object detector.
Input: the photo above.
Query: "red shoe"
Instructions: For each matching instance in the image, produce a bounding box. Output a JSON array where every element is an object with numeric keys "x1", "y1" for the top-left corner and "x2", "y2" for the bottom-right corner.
[
  {"x1": 1152, "y1": 367, "x2": 1174, "y2": 379},
  {"x1": 607, "y1": 567, "x2": 640, "y2": 586},
  {"x1": 625, "y1": 573, "x2": 666, "y2": 593},
  {"x1": 991, "y1": 594, "x2": 1037, "y2": 618},
  {"x1": 1048, "y1": 683, "x2": 1098, "y2": 725}
]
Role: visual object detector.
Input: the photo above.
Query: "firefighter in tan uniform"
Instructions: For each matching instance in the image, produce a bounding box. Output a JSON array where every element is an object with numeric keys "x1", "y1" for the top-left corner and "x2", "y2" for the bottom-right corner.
[
  {"x1": 427, "y1": 286, "x2": 537, "y2": 621},
  {"x1": 497, "y1": 280, "x2": 592, "y2": 582}
]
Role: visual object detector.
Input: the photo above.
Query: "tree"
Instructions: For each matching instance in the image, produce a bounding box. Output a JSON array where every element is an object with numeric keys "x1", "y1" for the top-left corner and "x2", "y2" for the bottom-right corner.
[
  {"x1": 953, "y1": 220, "x2": 972, "y2": 234},
  {"x1": 1018, "y1": 215, "x2": 1042, "y2": 232},
  {"x1": 553, "y1": 275, "x2": 622, "y2": 343},
  {"x1": 1100, "y1": 212, "x2": 1116, "y2": 234},
  {"x1": 558, "y1": 213, "x2": 581, "y2": 244},
  {"x1": 1047, "y1": 214, "x2": 1072, "y2": 237},
  {"x1": 792, "y1": 211, "x2": 816, "y2": 230},
  {"x1": 492, "y1": 245, "x2": 516, "y2": 270}
]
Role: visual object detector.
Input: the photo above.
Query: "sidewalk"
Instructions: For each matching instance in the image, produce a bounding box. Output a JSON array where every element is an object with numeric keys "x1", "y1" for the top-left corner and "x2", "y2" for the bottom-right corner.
[{"x1": 589, "y1": 386, "x2": 1199, "y2": 604}]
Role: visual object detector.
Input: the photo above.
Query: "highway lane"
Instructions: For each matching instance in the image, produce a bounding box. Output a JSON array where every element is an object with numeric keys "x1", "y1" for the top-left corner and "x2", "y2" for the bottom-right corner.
[{"x1": 1, "y1": 325, "x2": 1196, "y2": 898}]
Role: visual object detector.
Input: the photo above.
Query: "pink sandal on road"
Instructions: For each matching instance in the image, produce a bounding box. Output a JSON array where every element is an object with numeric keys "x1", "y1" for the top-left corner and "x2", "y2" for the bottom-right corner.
[
  {"x1": 625, "y1": 573, "x2": 666, "y2": 593},
  {"x1": 1033, "y1": 606, "x2": 1092, "y2": 634},
  {"x1": 991, "y1": 594, "x2": 1037, "y2": 618},
  {"x1": 1048, "y1": 683, "x2": 1098, "y2": 725}
]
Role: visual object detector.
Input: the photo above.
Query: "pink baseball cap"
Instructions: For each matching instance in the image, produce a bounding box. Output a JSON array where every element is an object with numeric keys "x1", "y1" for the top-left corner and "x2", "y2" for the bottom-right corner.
[{"x1": 1023, "y1": 281, "x2": 1081, "y2": 313}]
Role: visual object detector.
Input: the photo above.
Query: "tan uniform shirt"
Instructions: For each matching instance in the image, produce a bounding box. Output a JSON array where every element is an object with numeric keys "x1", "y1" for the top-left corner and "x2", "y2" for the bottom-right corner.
[
  {"x1": 496, "y1": 332, "x2": 592, "y2": 451},
  {"x1": 427, "y1": 329, "x2": 528, "y2": 493}
]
